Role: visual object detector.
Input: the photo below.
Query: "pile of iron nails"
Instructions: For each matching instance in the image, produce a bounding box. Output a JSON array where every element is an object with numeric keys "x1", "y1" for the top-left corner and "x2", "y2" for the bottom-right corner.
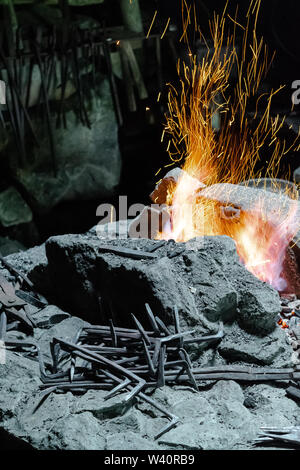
[
  {"x1": 36, "y1": 304, "x2": 223, "y2": 439},
  {"x1": 0, "y1": 256, "x2": 222, "y2": 439},
  {"x1": 1, "y1": 251, "x2": 300, "y2": 444},
  {"x1": 33, "y1": 302, "x2": 300, "y2": 442}
]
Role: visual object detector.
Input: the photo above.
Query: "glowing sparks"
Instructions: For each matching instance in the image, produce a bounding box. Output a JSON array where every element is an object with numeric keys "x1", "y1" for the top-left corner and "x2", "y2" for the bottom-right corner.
[
  {"x1": 157, "y1": 0, "x2": 300, "y2": 291},
  {"x1": 146, "y1": 10, "x2": 158, "y2": 38},
  {"x1": 161, "y1": 17, "x2": 170, "y2": 40}
]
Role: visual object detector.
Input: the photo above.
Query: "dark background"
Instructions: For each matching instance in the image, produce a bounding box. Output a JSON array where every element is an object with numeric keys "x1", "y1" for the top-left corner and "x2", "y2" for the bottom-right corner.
[{"x1": 0, "y1": 0, "x2": 299, "y2": 247}]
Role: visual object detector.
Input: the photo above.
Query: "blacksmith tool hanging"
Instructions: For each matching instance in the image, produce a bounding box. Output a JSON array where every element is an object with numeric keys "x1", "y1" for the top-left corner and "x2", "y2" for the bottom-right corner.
[
  {"x1": 0, "y1": 12, "x2": 39, "y2": 165},
  {"x1": 102, "y1": 23, "x2": 123, "y2": 127},
  {"x1": 57, "y1": 0, "x2": 71, "y2": 129},
  {"x1": 71, "y1": 27, "x2": 91, "y2": 128},
  {"x1": 33, "y1": 26, "x2": 57, "y2": 176}
]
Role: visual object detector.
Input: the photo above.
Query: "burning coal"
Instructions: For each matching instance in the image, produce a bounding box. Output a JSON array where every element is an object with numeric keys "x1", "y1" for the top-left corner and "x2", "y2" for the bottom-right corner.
[{"x1": 155, "y1": 0, "x2": 300, "y2": 291}]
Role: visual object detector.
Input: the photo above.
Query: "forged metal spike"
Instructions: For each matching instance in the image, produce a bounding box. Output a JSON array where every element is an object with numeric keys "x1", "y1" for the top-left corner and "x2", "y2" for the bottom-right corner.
[
  {"x1": 152, "y1": 339, "x2": 161, "y2": 368},
  {"x1": 141, "y1": 338, "x2": 155, "y2": 377},
  {"x1": 83, "y1": 345, "x2": 128, "y2": 354},
  {"x1": 92, "y1": 365, "x2": 180, "y2": 440},
  {"x1": 260, "y1": 427, "x2": 296, "y2": 434},
  {"x1": 173, "y1": 305, "x2": 180, "y2": 334},
  {"x1": 50, "y1": 340, "x2": 60, "y2": 374},
  {"x1": 83, "y1": 324, "x2": 153, "y2": 334},
  {"x1": 41, "y1": 383, "x2": 113, "y2": 392},
  {"x1": 170, "y1": 360, "x2": 186, "y2": 382},
  {"x1": 31, "y1": 385, "x2": 58, "y2": 414},
  {"x1": 173, "y1": 305, "x2": 183, "y2": 348},
  {"x1": 155, "y1": 317, "x2": 170, "y2": 336},
  {"x1": 131, "y1": 314, "x2": 151, "y2": 345},
  {"x1": 70, "y1": 356, "x2": 76, "y2": 382},
  {"x1": 183, "y1": 322, "x2": 224, "y2": 344},
  {"x1": 160, "y1": 330, "x2": 195, "y2": 344},
  {"x1": 0, "y1": 312, "x2": 7, "y2": 342},
  {"x1": 154, "y1": 417, "x2": 180, "y2": 441},
  {"x1": 156, "y1": 344, "x2": 166, "y2": 388},
  {"x1": 145, "y1": 303, "x2": 160, "y2": 335},
  {"x1": 255, "y1": 426, "x2": 300, "y2": 447},
  {"x1": 179, "y1": 348, "x2": 192, "y2": 369},
  {"x1": 124, "y1": 381, "x2": 145, "y2": 402},
  {"x1": 52, "y1": 336, "x2": 146, "y2": 387},
  {"x1": 73, "y1": 328, "x2": 83, "y2": 345},
  {"x1": 116, "y1": 355, "x2": 140, "y2": 365},
  {"x1": 179, "y1": 350, "x2": 198, "y2": 390},
  {"x1": 104, "y1": 378, "x2": 131, "y2": 401},
  {"x1": 137, "y1": 392, "x2": 180, "y2": 440},
  {"x1": 109, "y1": 318, "x2": 117, "y2": 348}
]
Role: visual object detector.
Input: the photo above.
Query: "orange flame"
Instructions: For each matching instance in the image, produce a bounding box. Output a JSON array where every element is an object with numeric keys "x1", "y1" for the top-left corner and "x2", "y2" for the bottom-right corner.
[{"x1": 157, "y1": 0, "x2": 300, "y2": 291}]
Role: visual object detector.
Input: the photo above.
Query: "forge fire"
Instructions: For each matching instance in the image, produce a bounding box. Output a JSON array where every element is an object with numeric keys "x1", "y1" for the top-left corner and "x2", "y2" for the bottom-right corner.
[{"x1": 0, "y1": 0, "x2": 300, "y2": 456}]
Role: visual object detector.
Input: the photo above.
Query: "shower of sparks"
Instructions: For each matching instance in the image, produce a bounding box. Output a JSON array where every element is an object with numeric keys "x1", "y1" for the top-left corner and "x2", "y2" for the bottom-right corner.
[
  {"x1": 157, "y1": 0, "x2": 300, "y2": 291},
  {"x1": 163, "y1": 0, "x2": 300, "y2": 188}
]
